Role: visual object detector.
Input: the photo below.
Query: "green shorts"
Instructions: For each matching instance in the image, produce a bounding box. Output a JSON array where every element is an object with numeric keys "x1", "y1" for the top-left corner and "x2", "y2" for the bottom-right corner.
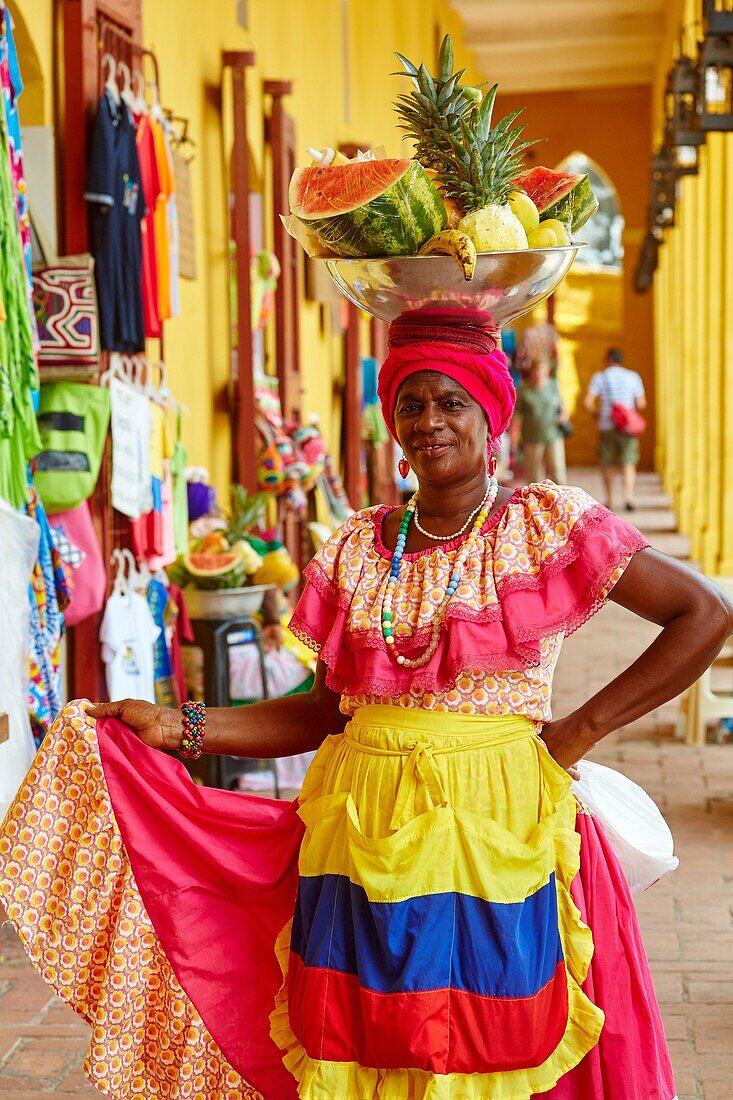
[{"x1": 599, "y1": 428, "x2": 640, "y2": 467}]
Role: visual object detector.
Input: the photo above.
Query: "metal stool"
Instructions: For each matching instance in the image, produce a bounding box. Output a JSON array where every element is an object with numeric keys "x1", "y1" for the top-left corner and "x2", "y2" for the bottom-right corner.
[{"x1": 188, "y1": 617, "x2": 280, "y2": 795}]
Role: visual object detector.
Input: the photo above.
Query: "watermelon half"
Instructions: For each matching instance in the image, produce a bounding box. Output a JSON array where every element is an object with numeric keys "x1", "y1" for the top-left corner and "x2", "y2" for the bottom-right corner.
[
  {"x1": 514, "y1": 166, "x2": 598, "y2": 234},
  {"x1": 288, "y1": 159, "x2": 446, "y2": 258}
]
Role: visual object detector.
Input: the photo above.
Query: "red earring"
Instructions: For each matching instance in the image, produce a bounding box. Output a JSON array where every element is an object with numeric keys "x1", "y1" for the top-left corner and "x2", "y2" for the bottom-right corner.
[
  {"x1": 487, "y1": 452, "x2": 497, "y2": 478},
  {"x1": 398, "y1": 454, "x2": 410, "y2": 479}
]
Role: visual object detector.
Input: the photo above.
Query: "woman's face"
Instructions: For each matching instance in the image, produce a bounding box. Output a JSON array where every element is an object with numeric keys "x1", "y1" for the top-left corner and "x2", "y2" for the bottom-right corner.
[{"x1": 394, "y1": 371, "x2": 488, "y2": 486}]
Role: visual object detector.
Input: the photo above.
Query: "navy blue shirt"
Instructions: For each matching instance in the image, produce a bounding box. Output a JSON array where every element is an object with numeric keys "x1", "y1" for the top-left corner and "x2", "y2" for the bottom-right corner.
[{"x1": 84, "y1": 92, "x2": 145, "y2": 352}]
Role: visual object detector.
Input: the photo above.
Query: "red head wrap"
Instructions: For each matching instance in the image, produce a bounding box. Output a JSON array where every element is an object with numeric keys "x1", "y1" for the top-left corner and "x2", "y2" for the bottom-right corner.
[{"x1": 377, "y1": 309, "x2": 516, "y2": 442}]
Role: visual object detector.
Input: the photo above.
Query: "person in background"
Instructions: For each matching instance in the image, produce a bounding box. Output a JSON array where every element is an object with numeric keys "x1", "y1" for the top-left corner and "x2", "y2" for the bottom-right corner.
[
  {"x1": 514, "y1": 356, "x2": 568, "y2": 484},
  {"x1": 585, "y1": 347, "x2": 646, "y2": 512}
]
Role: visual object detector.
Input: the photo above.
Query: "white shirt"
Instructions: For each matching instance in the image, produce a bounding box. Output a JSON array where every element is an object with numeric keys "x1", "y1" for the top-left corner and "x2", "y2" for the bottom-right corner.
[
  {"x1": 100, "y1": 588, "x2": 160, "y2": 703},
  {"x1": 588, "y1": 367, "x2": 645, "y2": 432}
]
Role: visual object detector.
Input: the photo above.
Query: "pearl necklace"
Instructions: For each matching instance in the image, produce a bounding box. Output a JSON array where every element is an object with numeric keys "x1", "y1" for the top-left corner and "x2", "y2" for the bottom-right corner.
[
  {"x1": 413, "y1": 485, "x2": 492, "y2": 542},
  {"x1": 381, "y1": 477, "x2": 500, "y2": 669}
]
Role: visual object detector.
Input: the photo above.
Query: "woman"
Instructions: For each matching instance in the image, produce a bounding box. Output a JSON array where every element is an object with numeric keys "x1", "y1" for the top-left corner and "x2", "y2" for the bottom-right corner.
[
  {"x1": 514, "y1": 356, "x2": 568, "y2": 484},
  {"x1": 3, "y1": 310, "x2": 732, "y2": 1100}
]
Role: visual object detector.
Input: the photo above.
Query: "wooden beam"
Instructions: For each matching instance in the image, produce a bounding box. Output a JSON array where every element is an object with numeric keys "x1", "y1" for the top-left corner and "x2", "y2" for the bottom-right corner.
[{"x1": 223, "y1": 51, "x2": 258, "y2": 494}]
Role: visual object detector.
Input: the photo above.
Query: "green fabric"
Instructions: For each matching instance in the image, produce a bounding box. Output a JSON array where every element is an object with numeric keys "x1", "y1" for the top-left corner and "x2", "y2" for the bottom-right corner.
[
  {"x1": 515, "y1": 380, "x2": 562, "y2": 445},
  {"x1": 0, "y1": 94, "x2": 40, "y2": 507},
  {"x1": 34, "y1": 382, "x2": 110, "y2": 511}
]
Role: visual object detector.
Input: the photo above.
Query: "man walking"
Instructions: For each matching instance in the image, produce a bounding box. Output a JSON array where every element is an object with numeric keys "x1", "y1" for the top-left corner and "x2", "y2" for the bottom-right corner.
[{"x1": 585, "y1": 348, "x2": 646, "y2": 512}]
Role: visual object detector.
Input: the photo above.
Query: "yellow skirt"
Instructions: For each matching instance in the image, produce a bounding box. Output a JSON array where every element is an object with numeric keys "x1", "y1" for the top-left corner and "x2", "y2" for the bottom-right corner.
[{"x1": 270, "y1": 705, "x2": 604, "y2": 1100}]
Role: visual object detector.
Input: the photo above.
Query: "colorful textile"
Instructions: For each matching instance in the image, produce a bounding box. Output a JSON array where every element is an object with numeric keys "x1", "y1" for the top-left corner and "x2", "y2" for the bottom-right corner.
[
  {"x1": 32, "y1": 261, "x2": 99, "y2": 374},
  {"x1": 377, "y1": 309, "x2": 514, "y2": 441},
  {"x1": 25, "y1": 490, "x2": 66, "y2": 744},
  {"x1": 290, "y1": 483, "x2": 649, "y2": 707},
  {"x1": 135, "y1": 113, "x2": 161, "y2": 339},
  {"x1": 0, "y1": 703, "x2": 676, "y2": 1100},
  {"x1": 147, "y1": 577, "x2": 176, "y2": 707},
  {"x1": 150, "y1": 115, "x2": 175, "y2": 321}
]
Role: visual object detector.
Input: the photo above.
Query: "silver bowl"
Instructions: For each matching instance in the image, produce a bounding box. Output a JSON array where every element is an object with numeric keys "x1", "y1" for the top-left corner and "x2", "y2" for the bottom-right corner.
[{"x1": 324, "y1": 245, "x2": 583, "y2": 327}]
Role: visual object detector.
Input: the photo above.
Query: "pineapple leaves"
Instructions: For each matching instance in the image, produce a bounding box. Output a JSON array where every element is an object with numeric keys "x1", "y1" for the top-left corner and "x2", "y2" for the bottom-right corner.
[{"x1": 438, "y1": 34, "x2": 454, "y2": 82}]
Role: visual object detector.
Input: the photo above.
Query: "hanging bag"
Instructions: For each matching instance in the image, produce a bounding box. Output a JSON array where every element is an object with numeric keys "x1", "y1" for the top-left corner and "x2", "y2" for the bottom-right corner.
[
  {"x1": 47, "y1": 501, "x2": 107, "y2": 627},
  {"x1": 33, "y1": 382, "x2": 111, "y2": 512},
  {"x1": 30, "y1": 208, "x2": 100, "y2": 380},
  {"x1": 602, "y1": 372, "x2": 646, "y2": 437}
]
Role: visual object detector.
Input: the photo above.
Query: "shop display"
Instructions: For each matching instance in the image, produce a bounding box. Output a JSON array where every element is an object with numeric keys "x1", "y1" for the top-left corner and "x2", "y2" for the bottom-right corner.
[
  {"x1": 180, "y1": 486, "x2": 267, "y2": 590},
  {"x1": 285, "y1": 34, "x2": 598, "y2": 270},
  {"x1": 100, "y1": 554, "x2": 160, "y2": 704},
  {"x1": 31, "y1": 255, "x2": 100, "y2": 379}
]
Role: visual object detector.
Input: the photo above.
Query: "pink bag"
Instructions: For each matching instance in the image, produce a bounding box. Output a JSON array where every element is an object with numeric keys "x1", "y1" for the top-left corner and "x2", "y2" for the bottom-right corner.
[
  {"x1": 48, "y1": 501, "x2": 107, "y2": 627},
  {"x1": 611, "y1": 403, "x2": 646, "y2": 438}
]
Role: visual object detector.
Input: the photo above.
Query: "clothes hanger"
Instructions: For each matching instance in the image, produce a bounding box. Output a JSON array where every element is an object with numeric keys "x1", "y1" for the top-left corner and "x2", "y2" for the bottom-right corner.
[
  {"x1": 99, "y1": 352, "x2": 132, "y2": 388},
  {"x1": 110, "y1": 549, "x2": 128, "y2": 596},
  {"x1": 132, "y1": 70, "x2": 148, "y2": 116},
  {"x1": 101, "y1": 53, "x2": 120, "y2": 105},
  {"x1": 117, "y1": 61, "x2": 136, "y2": 112}
]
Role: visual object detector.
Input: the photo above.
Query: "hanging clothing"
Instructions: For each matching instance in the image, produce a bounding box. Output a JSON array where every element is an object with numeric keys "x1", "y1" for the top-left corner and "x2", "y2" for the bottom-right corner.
[
  {"x1": 0, "y1": 499, "x2": 38, "y2": 820},
  {"x1": 162, "y1": 118, "x2": 180, "y2": 317},
  {"x1": 100, "y1": 587, "x2": 160, "y2": 704},
  {"x1": 150, "y1": 115, "x2": 175, "y2": 322},
  {"x1": 170, "y1": 407, "x2": 189, "y2": 556},
  {"x1": 0, "y1": 27, "x2": 40, "y2": 507},
  {"x1": 147, "y1": 577, "x2": 176, "y2": 707},
  {"x1": 84, "y1": 91, "x2": 145, "y2": 353},
  {"x1": 135, "y1": 113, "x2": 162, "y2": 339},
  {"x1": 168, "y1": 582, "x2": 194, "y2": 704},
  {"x1": 26, "y1": 490, "x2": 67, "y2": 746}
]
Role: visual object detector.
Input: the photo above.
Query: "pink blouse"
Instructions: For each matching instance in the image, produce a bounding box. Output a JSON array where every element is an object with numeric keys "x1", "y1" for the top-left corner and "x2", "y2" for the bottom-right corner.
[{"x1": 290, "y1": 483, "x2": 649, "y2": 721}]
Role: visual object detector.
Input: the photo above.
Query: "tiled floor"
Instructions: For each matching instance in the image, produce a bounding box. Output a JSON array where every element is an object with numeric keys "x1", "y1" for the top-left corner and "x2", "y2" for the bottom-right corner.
[{"x1": 0, "y1": 469, "x2": 731, "y2": 1097}]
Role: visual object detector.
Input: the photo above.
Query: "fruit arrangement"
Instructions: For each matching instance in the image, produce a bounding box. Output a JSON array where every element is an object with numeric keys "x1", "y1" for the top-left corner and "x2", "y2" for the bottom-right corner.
[
  {"x1": 284, "y1": 35, "x2": 598, "y2": 278},
  {"x1": 180, "y1": 486, "x2": 268, "y2": 591}
]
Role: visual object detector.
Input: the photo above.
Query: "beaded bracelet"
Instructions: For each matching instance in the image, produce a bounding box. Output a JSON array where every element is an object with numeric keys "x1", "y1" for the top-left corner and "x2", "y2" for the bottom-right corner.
[{"x1": 179, "y1": 701, "x2": 207, "y2": 760}]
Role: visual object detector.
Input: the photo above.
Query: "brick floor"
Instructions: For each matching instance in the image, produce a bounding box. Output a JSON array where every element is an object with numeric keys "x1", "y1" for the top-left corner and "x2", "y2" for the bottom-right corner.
[{"x1": 0, "y1": 468, "x2": 731, "y2": 1097}]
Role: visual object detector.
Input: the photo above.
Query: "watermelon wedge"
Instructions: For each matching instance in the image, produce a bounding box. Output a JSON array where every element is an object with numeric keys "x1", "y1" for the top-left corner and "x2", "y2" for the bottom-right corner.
[
  {"x1": 288, "y1": 159, "x2": 446, "y2": 257},
  {"x1": 514, "y1": 166, "x2": 598, "y2": 234}
]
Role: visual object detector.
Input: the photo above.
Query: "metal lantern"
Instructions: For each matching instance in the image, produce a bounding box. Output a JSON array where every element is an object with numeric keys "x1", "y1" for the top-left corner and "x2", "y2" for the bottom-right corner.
[
  {"x1": 704, "y1": 0, "x2": 733, "y2": 35},
  {"x1": 664, "y1": 57, "x2": 704, "y2": 174},
  {"x1": 698, "y1": 31, "x2": 733, "y2": 130}
]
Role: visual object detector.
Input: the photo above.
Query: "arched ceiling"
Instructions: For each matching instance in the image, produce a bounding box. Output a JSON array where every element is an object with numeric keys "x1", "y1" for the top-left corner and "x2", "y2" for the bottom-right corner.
[{"x1": 450, "y1": 0, "x2": 666, "y2": 93}]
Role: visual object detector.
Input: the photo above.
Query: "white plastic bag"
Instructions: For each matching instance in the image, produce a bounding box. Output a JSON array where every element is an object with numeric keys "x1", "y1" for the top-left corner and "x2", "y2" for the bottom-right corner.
[{"x1": 572, "y1": 759, "x2": 679, "y2": 895}]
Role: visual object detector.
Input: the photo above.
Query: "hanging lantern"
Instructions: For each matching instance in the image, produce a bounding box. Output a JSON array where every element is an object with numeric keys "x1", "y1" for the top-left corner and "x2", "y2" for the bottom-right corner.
[
  {"x1": 664, "y1": 57, "x2": 704, "y2": 175},
  {"x1": 698, "y1": 30, "x2": 733, "y2": 131},
  {"x1": 704, "y1": 0, "x2": 733, "y2": 35},
  {"x1": 634, "y1": 231, "x2": 661, "y2": 294}
]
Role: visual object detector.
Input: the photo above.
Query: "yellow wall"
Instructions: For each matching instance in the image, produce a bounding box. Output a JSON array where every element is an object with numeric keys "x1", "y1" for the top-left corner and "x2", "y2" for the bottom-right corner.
[
  {"x1": 653, "y1": 0, "x2": 732, "y2": 574},
  {"x1": 8, "y1": 1, "x2": 53, "y2": 125}
]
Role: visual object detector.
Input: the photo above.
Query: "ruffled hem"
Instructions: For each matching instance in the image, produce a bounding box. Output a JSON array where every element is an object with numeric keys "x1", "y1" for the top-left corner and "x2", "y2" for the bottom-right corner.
[
  {"x1": 289, "y1": 486, "x2": 649, "y2": 697},
  {"x1": 270, "y1": 928, "x2": 603, "y2": 1100},
  {"x1": 0, "y1": 702, "x2": 261, "y2": 1100}
]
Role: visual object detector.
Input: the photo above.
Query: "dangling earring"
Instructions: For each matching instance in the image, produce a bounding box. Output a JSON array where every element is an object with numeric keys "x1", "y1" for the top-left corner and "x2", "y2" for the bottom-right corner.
[
  {"x1": 487, "y1": 447, "x2": 497, "y2": 478},
  {"x1": 398, "y1": 454, "x2": 410, "y2": 479}
]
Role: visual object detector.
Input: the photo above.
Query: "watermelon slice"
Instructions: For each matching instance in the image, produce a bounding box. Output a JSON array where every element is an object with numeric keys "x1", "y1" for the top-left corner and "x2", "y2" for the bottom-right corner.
[
  {"x1": 183, "y1": 551, "x2": 246, "y2": 591},
  {"x1": 514, "y1": 166, "x2": 598, "y2": 234},
  {"x1": 288, "y1": 159, "x2": 446, "y2": 258}
]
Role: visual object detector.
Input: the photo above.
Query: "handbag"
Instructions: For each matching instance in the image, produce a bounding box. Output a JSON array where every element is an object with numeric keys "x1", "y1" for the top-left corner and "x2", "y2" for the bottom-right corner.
[
  {"x1": 33, "y1": 382, "x2": 111, "y2": 512},
  {"x1": 573, "y1": 760, "x2": 679, "y2": 894},
  {"x1": 31, "y1": 208, "x2": 100, "y2": 380},
  {"x1": 602, "y1": 373, "x2": 646, "y2": 437},
  {"x1": 47, "y1": 501, "x2": 107, "y2": 627}
]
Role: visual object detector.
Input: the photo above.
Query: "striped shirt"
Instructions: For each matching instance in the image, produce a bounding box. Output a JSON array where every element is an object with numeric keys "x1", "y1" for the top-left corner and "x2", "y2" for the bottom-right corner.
[{"x1": 588, "y1": 367, "x2": 645, "y2": 432}]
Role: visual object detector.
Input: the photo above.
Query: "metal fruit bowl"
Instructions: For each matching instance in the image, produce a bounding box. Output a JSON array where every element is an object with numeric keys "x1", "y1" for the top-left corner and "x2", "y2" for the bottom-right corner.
[
  {"x1": 183, "y1": 584, "x2": 275, "y2": 622},
  {"x1": 324, "y1": 245, "x2": 583, "y2": 326}
]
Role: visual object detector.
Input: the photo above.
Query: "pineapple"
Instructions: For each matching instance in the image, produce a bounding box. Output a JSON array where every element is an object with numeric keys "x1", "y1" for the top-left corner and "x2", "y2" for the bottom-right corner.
[
  {"x1": 394, "y1": 35, "x2": 538, "y2": 252},
  {"x1": 226, "y1": 485, "x2": 268, "y2": 574}
]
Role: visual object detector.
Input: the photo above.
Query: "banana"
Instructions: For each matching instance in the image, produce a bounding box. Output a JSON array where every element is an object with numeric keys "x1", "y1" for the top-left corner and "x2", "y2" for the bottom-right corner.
[{"x1": 419, "y1": 230, "x2": 477, "y2": 281}]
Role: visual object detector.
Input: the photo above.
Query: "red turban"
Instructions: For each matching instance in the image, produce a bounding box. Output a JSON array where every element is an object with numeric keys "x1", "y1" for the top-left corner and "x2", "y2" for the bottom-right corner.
[{"x1": 377, "y1": 309, "x2": 516, "y2": 442}]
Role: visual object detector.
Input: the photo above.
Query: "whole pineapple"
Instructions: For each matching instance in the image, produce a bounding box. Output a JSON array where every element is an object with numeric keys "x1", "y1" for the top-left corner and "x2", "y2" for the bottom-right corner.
[{"x1": 394, "y1": 35, "x2": 538, "y2": 251}]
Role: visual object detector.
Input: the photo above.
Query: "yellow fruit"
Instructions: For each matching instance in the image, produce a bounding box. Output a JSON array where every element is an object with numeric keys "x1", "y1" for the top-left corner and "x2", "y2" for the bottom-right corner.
[
  {"x1": 527, "y1": 226, "x2": 560, "y2": 249},
  {"x1": 538, "y1": 218, "x2": 571, "y2": 246},
  {"x1": 458, "y1": 205, "x2": 528, "y2": 252},
  {"x1": 419, "y1": 230, "x2": 477, "y2": 280},
  {"x1": 508, "y1": 190, "x2": 540, "y2": 234}
]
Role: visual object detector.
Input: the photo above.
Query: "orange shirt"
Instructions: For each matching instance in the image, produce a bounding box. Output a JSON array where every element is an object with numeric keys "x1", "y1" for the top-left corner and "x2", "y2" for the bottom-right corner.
[{"x1": 150, "y1": 117, "x2": 175, "y2": 322}]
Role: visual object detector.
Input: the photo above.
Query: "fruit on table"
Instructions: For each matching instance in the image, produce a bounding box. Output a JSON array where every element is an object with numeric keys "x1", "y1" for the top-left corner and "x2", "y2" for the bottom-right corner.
[
  {"x1": 419, "y1": 229, "x2": 477, "y2": 280},
  {"x1": 527, "y1": 226, "x2": 561, "y2": 249},
  {"x1": 508, "y1": 189, "x2": 540, "y2": 234},
  {"x1": 288, "y1": 159, "x2": 446, "y2": 257},
  {"x1": 183, "y1": 550, "x2": 247, "y2": 591},
  {"x1": 536, "y1": 218, "x2": 571, "y2": 246},
  {"x1": 394, "y1": 37, "x2": 538, "y2": 254},
  {"x1": 513, "y1": 166, "x2": 598, "y2": 234}
]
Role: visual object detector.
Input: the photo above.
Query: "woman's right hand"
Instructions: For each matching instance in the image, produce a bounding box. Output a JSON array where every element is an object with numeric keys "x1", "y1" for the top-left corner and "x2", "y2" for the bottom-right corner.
[{"x1": 87, "y1": 700, "x2": 183, "y2": 751}]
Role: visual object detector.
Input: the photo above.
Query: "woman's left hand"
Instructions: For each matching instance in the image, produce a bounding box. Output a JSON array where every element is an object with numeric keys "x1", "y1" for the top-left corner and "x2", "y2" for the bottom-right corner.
[{"x1": 539, "y1": 717, "x2": 596, "y2": 780}]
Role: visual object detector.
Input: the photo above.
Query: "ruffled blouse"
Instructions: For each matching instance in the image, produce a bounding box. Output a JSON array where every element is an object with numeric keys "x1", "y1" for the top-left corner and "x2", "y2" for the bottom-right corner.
[{"x1": 290, "y1": 482, "x2": 649, "y2": 720}]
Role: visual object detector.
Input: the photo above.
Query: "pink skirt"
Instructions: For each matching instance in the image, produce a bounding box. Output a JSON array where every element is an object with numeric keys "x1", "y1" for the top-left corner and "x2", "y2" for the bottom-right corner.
[{"x1": 0, "y1": 704, "x2": 675, "y2": 1099}]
